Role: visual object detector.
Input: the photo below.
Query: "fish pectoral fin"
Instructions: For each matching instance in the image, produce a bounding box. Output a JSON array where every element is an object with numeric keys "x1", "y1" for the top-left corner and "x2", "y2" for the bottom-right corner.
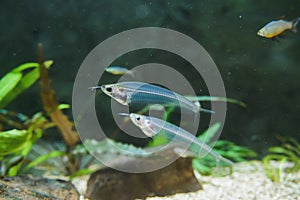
[
  {"x1": 200, "y1": 108, "x2": 215, "y2": 114},
  {"x1": 271, "y1": 37, "x2": 281, "y2": 42},
  {"x1": 292, "y1": 17, "x2": 300, "y2": 32},
  {"x1": 173, "y1": 147, "x2": 196, "y2": 158},
  {"x1": 88, "y1": 86, "x2": 101, "y2": 91}
]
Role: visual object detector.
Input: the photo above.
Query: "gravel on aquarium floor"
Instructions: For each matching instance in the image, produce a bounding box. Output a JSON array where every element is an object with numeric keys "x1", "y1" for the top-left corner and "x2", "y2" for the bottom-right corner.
[{"x1": 146, "y1": 161, "x2": 300, "y2": 200}]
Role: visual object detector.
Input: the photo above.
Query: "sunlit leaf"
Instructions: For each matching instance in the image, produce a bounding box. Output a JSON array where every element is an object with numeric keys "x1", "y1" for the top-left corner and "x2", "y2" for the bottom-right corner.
[
  {"x1": 57, "y1": 104, "x2": 70, "y2": 110},
  {"x1": 0, "y1": 72, "x2": 22, "y2": 105},
  {"x1": 0, "y1": 60, "x2": 54, "y2": 109},
  {"x1": 0, "y1": 129, "x2": 31, "y2": 156}
]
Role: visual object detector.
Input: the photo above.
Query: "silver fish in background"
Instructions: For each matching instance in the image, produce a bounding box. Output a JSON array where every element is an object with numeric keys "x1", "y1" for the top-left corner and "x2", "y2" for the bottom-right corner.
[
  {"x1": 90, "y1": 81, "x2": 213, "y2": 114},
  {"x1": 105, "y1": 66, "x2": 134, "y2": 76},
  {"x1": 125, "y1": 113, "x2": 233, "y2": 166},
  {"x1": 257, "y1": 18, "x2": 300, "y2": 38}
]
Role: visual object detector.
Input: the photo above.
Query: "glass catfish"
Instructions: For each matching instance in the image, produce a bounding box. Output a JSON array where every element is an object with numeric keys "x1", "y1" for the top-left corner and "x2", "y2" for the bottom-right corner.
[
  {"x1": 90, "y1": 81, "x2": 213, "y2": 114},
  {"x1": 125, "y1": 112, "x2": 233, "y2": 166}
]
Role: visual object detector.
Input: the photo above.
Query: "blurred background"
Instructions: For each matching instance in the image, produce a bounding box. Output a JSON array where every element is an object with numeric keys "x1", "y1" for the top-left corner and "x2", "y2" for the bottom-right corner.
[{"x1": 1, "y1": 0, "x2": 299, "y2": 156}]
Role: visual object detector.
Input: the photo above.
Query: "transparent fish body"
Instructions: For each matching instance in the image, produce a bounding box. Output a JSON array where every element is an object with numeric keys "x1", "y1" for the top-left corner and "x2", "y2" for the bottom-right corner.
[
  {"x1": 129, "y1": 113, "x2": 233, "y2": 166},
  {"x1": 100, "y1": 81, "x2": 201, "y2": 113}
]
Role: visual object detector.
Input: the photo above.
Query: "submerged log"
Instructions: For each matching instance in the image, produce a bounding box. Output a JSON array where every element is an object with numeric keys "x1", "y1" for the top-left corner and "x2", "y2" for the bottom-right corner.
[{"x1": 86, "y1": 158, "x2": 201, "y2": 200}]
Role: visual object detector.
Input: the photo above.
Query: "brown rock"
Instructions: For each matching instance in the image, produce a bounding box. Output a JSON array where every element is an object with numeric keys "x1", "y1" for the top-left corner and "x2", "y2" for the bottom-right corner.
[{"x1": 0, "y1": 176, "x2": 79, "y2": 200}]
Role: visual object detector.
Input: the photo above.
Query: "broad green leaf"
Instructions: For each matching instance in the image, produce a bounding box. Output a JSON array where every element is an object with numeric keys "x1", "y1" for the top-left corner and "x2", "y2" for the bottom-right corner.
[
  {"x1": 0, "y1": 129, "x2": 31, "y2": 156},
  {"x1": 0, "y1": 72, "x2": 22, "y2": 104},
  {"x1": 8, "y1": 164, "x2": 19, "y2": 176},
  {"x1": 23, "y1": 150, "x2": 66, "y2": 172},
  {"x1": 198, "y1": 122, "x2": 221, "y2": 144},
  {"x1": 0, "y1": 60, "x2": 53, "y2": 108}
]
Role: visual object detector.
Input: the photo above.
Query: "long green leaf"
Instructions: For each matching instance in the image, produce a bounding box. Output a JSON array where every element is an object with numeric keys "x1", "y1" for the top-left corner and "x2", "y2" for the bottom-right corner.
[
  {"x1": 23, "y1": 150, "x2": 66, "y2": 172},
  {"x1": 11, "y1": 62, "x2": 39, "y2": 72},
  {"x1": 0, "y1": 60, "x2": 53, "y2": 108},
  {"x1": 198, "y1": 122, "x2": 221, "y2": 144},
  {"x1": 69, "y1": 168, "x2": 97, "y2": 180},
  {"x1": 0, "y1": 72, "x2": 22, "y2": 104},
  {"x1": 185, "y1": 95, "x2": 247, "y2": 108},
  {"x1": 192, "y1": 158, "x2": 212, "y2": 175},
  {"x1": 0, "y1": 129, "x2": 31, "y2": 156}
]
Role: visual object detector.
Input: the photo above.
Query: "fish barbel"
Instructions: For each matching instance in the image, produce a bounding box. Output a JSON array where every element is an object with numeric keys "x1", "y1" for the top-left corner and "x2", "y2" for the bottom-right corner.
[
  {"x1": 91, "y1": 81, "x2": 213, "y2": 114},
  {"x1": 126, "y1": 113, "x2": 233, "y2": 166}
]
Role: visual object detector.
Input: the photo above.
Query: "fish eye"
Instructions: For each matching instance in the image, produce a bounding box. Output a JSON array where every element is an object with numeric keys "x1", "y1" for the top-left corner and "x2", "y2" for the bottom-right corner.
[
  {"x1": 136, "y1": 116, "x2": 140, "y2": 121},
  {"x1": 106, "y1": 87, "x2": 112, "y2": 93}
]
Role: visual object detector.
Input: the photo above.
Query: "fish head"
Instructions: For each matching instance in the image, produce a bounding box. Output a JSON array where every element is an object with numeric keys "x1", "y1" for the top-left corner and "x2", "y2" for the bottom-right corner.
[
  {"x1": 257, "y1": 27, "x2": 266, "y2": 37},
  {"x1": 100, "y1": 84, "x2": 128, "y2": 105},
  {"x1": 129, "y1": 113, "x2": 150, "y2": 128},
  {"x1": 129, "y1": 113, "x2": 156, "y2": 137}
]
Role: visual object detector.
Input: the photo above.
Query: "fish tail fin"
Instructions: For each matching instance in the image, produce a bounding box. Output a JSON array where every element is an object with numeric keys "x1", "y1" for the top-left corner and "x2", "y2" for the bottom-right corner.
[
  {"x1": 219, "y1": 156, "x2": 234, "y2": 167},
  {"x1": 213, "y1": 157, "x2": 233, "y2": 176},
  {"x1": 192, "y1": 111, "x2": 200, "y2": 127},
  {"x1": 128, "y1": 69, "x2": 135, "y2": 77},
  {"x1": 194, "y1": 101, "x2": 215, "y2": 114},
  {"x1": 292, "y1": 17, "x2": 300, "y2": 32}
]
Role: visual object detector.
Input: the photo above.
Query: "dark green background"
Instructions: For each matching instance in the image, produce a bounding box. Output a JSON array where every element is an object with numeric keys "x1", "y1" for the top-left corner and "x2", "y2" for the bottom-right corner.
[{"x1": 1, "y1": 0, "x2": 299, "y2": 155}]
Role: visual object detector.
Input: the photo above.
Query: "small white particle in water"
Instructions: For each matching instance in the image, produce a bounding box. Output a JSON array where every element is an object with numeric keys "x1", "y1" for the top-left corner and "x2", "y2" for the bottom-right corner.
[
  {"x1": 228, "y1": 71, "x2": 231, "y2": 76},
  {"x1": 239, "y1": 15, "x2": 242, "y2": 19},
  {"x1": 13, "y1": 52, "x2": 16, "y2": 56}
]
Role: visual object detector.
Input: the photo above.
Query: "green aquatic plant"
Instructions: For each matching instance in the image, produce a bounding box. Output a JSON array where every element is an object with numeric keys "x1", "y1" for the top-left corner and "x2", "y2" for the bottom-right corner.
[
  {"x1": 0, "y1": 60, "x2": 53, "y2": 110},
  {"x1": 263, "y1": 136, "x2": 300, "y2": 182},
  {"x1": 0, "y1": 60, "x2": 54, "y2": 176},
  {"x1": 147, "y1": 121, "x2": 257, "y2": 175},
  {"x1": 23, "y1": 139, "x2": 97, "y2": 180},
  {"x1": 28, "y1": 44, "x2": 84, "y2": 178},
  {"x1": 0, "y1": 45, "x2": 81, "y2": 177},
  {"x1": 192, "y1": 123, "x2": 257, "y2": 175},
  {"x1": 16, "y1": 44, "x2": 89, "y2": 179}
]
